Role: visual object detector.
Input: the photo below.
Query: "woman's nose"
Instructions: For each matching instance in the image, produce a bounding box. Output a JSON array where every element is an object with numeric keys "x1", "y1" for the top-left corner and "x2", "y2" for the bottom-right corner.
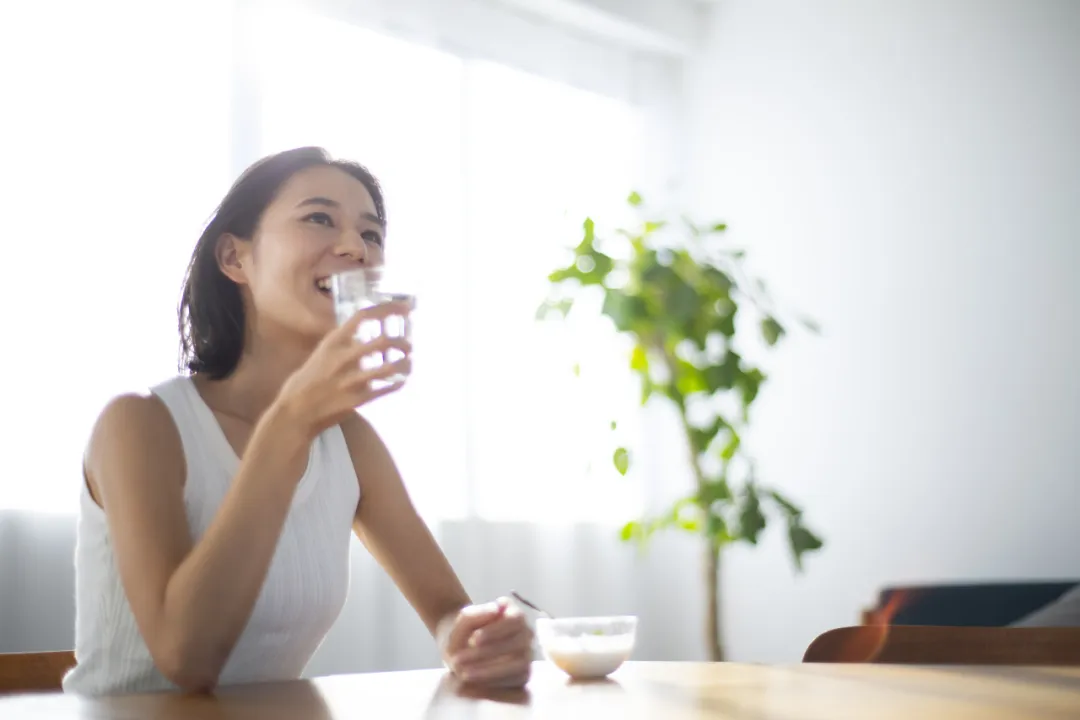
[{"x1": 335, "y1": 232, "x2": 369, "y2": 264}]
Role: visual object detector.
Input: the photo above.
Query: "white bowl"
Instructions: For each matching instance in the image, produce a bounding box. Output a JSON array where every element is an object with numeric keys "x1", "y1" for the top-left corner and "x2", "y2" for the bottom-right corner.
[{"x1": 535, "y1": 616, "x2": 638, "y2": 680}]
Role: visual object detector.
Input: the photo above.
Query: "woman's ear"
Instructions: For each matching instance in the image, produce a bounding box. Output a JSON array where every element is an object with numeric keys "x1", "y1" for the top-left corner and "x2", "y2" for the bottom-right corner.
[{"x1": 216, "y1": 233, "x2": 250, "y2": 285}]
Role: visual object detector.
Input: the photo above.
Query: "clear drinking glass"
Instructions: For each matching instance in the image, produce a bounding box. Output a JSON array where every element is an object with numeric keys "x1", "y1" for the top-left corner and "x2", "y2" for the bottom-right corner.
[{"x1": 330, "y1": 267, "x2": 415, "y2": 390}]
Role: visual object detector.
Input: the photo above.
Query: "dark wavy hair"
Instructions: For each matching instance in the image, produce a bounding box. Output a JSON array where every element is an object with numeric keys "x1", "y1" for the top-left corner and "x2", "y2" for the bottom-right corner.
[{"x1": 178, "y1": 146, "x2": 385, "y2": 379}]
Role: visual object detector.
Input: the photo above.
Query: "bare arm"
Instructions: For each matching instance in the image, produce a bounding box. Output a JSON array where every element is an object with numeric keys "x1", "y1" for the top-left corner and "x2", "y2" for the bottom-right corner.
[
  {"x1": 341, "y1": 413, "x2": 471, "y2": 637},
  {"x1": 88, "y1": 394, "x2": 309, "y2": 692},
  {"x1": 342, "y1": 414, "x2": 534, "y2": 688},
  {"x1": 88, "y1": 307, "x2": 409, "y2": 692}
]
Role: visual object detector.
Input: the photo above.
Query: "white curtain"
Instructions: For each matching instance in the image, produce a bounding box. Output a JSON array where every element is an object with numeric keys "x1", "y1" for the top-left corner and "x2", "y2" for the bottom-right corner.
[{"x1": 0, "y1": 0, "x2": 705, "y2": 669}]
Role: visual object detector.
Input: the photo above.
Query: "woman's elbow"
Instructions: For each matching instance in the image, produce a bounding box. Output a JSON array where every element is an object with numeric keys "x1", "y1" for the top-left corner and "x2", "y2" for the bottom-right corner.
[{"x1": 153, "y1": 637, "x2": 222, "y2": 693}]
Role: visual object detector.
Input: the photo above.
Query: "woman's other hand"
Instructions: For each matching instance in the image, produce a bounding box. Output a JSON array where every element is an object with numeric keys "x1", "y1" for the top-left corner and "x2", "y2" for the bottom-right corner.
[{"x1": 437, "y1": 598, "x2": 534, "y2": 688}]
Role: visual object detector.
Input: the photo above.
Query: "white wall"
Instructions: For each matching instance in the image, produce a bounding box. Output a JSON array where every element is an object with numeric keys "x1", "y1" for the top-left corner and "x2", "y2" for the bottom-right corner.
[{"x1": 687, "y1": 0, "x2": 1080, "y2": 661}]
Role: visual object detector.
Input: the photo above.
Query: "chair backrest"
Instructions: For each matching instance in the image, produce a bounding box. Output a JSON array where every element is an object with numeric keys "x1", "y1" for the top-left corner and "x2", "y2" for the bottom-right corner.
[
  {"x1": 864, "y1": 582, "x2": 1079, "y2": 627},
  {"x1": 0, "y1": 651, "x2": 76, "y2": 694},
  {"x1": 803, "y1": 625, "x2": 1080, "y2": 665}
]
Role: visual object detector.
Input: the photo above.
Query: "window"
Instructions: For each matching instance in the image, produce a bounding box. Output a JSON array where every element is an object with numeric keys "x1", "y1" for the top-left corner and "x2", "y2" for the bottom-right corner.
[
  {"x1": 462, "y1": 61, "x2": 646, "y2": 522},
  {"x1": 0, "y1": 0, "x2": 232, "y2": 514},
  {"x1": 1, "y1": 3, "x2": 650, "y2": 523},
  {"x1": 252, "y1": 7, "x2": 646, "y2": 522}
]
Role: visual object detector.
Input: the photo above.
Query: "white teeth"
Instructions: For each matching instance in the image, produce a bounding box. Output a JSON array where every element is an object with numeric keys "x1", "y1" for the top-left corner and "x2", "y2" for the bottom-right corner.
[{"x1": 316, "y1": 278, "x2": 331, "y2": 291}]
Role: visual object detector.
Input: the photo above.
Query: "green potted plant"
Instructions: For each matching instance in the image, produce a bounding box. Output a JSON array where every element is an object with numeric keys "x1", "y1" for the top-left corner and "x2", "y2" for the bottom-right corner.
[{"x1": 537, "y1": 192, "x2": 824, "y2": 661}]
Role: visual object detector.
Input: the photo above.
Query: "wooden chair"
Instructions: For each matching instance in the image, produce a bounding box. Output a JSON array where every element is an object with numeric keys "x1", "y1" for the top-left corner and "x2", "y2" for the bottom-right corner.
[
  {"x1": 0, "y1": 651, "x2": 76, "y2": 694},
  {"x1": 803, "y1": 625, "x2": 1080, "y2": 665}
]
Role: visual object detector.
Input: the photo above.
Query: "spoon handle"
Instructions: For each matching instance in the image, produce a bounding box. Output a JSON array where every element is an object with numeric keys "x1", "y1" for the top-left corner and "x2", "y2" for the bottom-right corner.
[{"x1": 510, "y1": 590, "x2": 553, "y2": 618}]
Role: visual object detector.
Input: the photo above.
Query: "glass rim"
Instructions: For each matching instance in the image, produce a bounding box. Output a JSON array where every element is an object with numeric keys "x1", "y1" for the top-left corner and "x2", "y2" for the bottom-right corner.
[{"x1": 536, "y1": 615, "x2": 638, "y2": 625}]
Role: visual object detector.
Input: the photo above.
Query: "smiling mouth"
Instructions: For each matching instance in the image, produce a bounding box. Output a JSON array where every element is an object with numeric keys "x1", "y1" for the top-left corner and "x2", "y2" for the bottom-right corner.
[{"x1": 315, "y1": 277, "x2": 332, "y2": 297}]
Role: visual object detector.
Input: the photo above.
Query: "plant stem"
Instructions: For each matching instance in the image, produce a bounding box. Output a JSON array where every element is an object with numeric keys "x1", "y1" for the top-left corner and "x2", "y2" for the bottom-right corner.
[
  {"x1": 658, "y1": 342, "x2": 725, "y2": 662},
  {"x1": 705, "y1": 538, "x2": 723, "y2": 662}
]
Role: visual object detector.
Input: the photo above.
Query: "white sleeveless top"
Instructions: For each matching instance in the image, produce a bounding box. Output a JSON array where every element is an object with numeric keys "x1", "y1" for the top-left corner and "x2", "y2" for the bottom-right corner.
[{"x1": 63, "y1": 376, "x2": 361, "y2": 696}]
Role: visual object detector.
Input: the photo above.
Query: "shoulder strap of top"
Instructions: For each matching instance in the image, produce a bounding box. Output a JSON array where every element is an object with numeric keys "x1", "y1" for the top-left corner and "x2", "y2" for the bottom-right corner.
[{"x1": 150, "y1": 376, "x2": 237, "y2": 484}]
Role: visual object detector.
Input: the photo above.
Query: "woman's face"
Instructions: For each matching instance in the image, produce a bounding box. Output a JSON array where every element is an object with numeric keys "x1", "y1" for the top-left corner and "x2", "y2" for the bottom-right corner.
[{"x1": 219, "y1": 165, "x2": 385, "y2": 341}]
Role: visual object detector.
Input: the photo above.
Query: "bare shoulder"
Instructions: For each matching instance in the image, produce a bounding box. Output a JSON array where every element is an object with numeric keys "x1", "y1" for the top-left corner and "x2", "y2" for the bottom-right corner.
[
  {"x1": 338, "y1": 410, "x2": 380, "y2": 452},
  {"x1": 338, "y1": 411, "x2": 400, "y2": 489},
  {"x1": 86, "y1": 392, "x2": 185, "y2": 507}
]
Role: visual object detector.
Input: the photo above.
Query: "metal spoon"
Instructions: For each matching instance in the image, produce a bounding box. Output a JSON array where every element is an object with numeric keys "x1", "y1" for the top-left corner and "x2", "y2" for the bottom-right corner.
[{"x1": 510, "y1": 590, "x2": 554, "y2": 619}]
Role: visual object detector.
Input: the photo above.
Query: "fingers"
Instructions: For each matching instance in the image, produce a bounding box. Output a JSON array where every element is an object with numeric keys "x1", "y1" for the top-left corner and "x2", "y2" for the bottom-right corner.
[
  {"x1": 454, "y1": 626, "x2": 533, "y2": 666},
  {"x1": 336, "y1": 357, "x2": 410, "y2": 410},
  {"x1": 362, "y1": 379, "x2": 406, "y2": 403},
  {"x1": 450, "y1": 603, "x2": 534, "y2": 688},
  {"x1": 446, "y1": 601, "x2": 507, "y2": 656},
  {"x1": 339, "y1": 336, "x2": 411, "y2": 381},
  {"x1": 353, "y1": 353, "x2": 411, "y2": 387},
  {"x1": 468, "y1": 605, "x2": 528, "y2": 647},
  {"x1": 338, "y1": 300, "x2": 412, "y2": 336},
  {"x1": 352, "y1": 334, "x2": 412, "y2": 360},
  {"x1": 457, "y1": 654, "x2": 533, "y2": 687}
]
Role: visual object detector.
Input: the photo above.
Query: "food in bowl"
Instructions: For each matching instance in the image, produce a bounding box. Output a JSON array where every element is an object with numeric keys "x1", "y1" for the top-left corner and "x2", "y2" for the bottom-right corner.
[{"x1": 535, "y1": 616, "x2": 638, "y2": 679}]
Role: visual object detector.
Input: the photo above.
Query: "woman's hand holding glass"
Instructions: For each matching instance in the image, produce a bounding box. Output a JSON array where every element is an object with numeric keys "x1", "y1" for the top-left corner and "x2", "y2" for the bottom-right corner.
[{"x1": 276, "y1": 301, "x2": 413, "y2": 439}]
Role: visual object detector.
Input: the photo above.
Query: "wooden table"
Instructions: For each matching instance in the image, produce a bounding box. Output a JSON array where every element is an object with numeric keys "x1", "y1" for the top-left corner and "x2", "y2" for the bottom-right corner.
[{"x1": 3, "y1": 661, "x2": 1079, "y2": 719}]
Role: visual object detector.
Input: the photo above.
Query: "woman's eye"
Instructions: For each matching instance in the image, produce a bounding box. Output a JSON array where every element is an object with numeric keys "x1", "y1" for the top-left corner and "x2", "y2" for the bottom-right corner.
[
  {"x1": 303, "y1": 212, "x2": 335, "y2": 227},
  {"x1": 363, "y1": 231, "x2": 384, "y2": 247}
]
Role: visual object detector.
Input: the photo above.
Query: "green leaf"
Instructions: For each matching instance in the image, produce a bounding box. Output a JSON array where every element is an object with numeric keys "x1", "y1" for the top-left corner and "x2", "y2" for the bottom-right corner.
[
  {"x1": 547, "y1": 266, "x2": 582, "y2": 284},
  {"x1": 704, "y1": 351, "x2": 741, "y2": 393},
  {"x1": 610, "y1": 420, "x2": 618, "y2": 431},
  {"x1": 630, "y1": 344, "x2": 649, "y2": 373},
  {"x1": 644, "y1": 220, "x2": 666, "y2": 233},
  {"x1": 674, "y1": 360, "x2": 709, "y2": 397},
  {"x1": 627, "y1": 191, "x2": 643, "y2": 207},
  {"x1": 665, "y1": 278, "x2": 700, "y2": 325},
  {"x1": 535, "y1": 297, "x2": 574, "y2": 321},
  {"x1": 688, "y1": 416, "x2": 727, "y2": 456},
  {"x1": 602, "y1": 289, "x2": 647, "y2": 332},
  {"x1": 639, "y1": 377, "x2": 656, "y2": 406},
  {"x1": 768, "y1": 489, "x2": 802, "y2": 518},
  {"x1": 703, "y1": 267, "x2": 734, "y2": 294},
  {"x1": 619, "y1": 520, "x2": 640, "y2": 542},
  {"x1": 710, "y1": 223, "x2": 728, "y2": 233},
  {"x1": 788, "y1": 524, "x2": 824, "y2": 571},
  {"x1": 719, "y1": 429, "x2": 741, "y2": 460},
  {"x1": 697, "y1": 478, "x2": 732, "y2": 506},
  {"x1": 677, "y1": 517, "x2": 700, "y2": 532},
  {"x1": 736, "y1": 368, "x2": 766, "y2": 412},
  {"x1": 706, "y1": 509, "x2": 730, "y2": 546},
  {"x1": 761, "y1": 317, "x2": 785, "y2": 347},
  {"x1": 666, "y1": 499, "x2": 701, "y2": 533},
  {"x1": 572, "y1": 362, "x2": 581, "y2": 377},
  {"x1": 582, "y1": 217, "x2": 596, "y2": 244},
  {"x1": 737, "y1": 484, "x2": 766, "y2": 544},
  {"x1": 613, "y1": 447, "x2": 630, "y2": 476}
]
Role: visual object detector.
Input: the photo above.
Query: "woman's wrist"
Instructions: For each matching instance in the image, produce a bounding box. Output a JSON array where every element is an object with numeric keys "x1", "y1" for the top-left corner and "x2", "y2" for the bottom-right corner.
[{"x1": 253, "y1": 399, "x2": 313, "y2": 462}]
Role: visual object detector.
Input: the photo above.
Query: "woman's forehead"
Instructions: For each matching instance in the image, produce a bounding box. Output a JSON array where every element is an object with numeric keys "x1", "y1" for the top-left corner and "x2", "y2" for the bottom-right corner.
[{"x1": 274, "y1": 165, "x2": 378, "y2": 214}]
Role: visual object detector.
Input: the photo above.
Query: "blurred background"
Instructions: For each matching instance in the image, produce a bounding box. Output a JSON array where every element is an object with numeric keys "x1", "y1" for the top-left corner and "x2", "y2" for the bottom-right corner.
[{"x1": 0, "y1": 0, "x2": 1077, "y2": 675}]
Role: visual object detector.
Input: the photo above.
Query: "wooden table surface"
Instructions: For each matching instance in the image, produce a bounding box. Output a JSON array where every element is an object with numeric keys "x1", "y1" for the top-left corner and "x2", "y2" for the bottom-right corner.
[{"x1": 3, "y1": 661, "x2": 1079, "y2": 719}]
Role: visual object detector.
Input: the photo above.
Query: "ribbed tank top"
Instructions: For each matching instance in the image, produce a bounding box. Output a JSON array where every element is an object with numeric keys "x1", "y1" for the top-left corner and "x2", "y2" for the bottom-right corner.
[{"x1": 63, "y1": 376, "x2": 360, "y2": 696}]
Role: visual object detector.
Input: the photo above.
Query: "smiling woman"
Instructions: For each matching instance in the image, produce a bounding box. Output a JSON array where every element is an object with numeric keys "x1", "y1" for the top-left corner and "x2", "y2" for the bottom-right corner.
[
  {"x1": 179, "y1": 149, "x2": 388, "y2": 380},
  {"x1": 62, "y1": 147, "x2": 535, "y2": 696}
]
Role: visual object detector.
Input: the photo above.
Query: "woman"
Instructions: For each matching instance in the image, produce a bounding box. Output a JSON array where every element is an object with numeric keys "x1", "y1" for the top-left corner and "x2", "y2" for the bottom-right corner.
[{"x1": 63, "y1": 147, "x2": 533, "y2": 695}]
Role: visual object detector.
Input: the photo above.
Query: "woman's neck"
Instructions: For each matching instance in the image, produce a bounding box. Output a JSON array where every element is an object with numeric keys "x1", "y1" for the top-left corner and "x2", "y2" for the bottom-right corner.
[{"x1": 195, "y1": 330, "x2": 317, "y2": 424}]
